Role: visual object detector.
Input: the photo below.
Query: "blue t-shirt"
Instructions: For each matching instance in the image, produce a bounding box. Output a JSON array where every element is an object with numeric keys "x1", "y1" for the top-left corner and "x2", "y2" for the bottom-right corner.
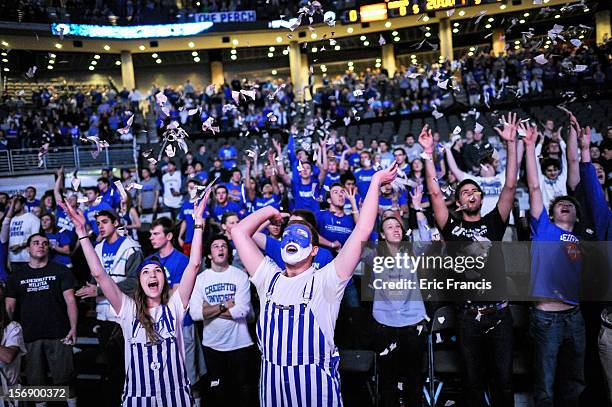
[
  {"x1": 101, "y1": 236, "x2": 127, "y2": 274},
  {"x1": 253, "y1": 194, "x2": 281, "y2": 212},
  {"x1": 177, "y1": 200, "x2": 195, "y2": 244},
  {"x1": 291, "y1": 177, "x2": 321, "y2": 213},
  {"x1": 101, "y1": 188, "x2": 121, "y2": 210},
  {"x1": 207, "y1": 200, "x2": 244, "y2": 223},
  {"x1": 46, "y1": 231, "x2": 72, "y2": 266},
  {"x1": 147, "y1": 249, "x2": 193, "y2": 326},
  {"x1": 55, "y1": 207, "x2": 77, "y2": 244},
  {"x1": 323, "y1": 172, "x2": 341, "y2": 190},
  {"x1": 348, "y1": 153, "x2": 361, "y2": 168},
  {"x1": 0, "y1": 242, "x2": 8, "y2": 282},
  {"x1": 25, "y1": 199, "x2": 40, "y2": 213},
  {"x1": 530, "y1": 209, "x2": 582, "y2": 305},
  {"x1": 84, "y1": 201, "x2": 114, "y2": 236},
  {"x1": 354, "y1": 167, "x2": 377, "y2": 197},
  {"x1": 316, "y1": 210, "x2": 355, "y2": 246},
  {"x1": 225, "y1": 182, "x2": 244, "y2": 204},
  {"x1": 219, "y1": 145, "x2": 237, "y2": 168},
  {"x1": 265, "y1": 236, "x2": 333, "y2": 270},
  {"x1": 378, "y1": 193, "x2": 408, "y2": 212}
]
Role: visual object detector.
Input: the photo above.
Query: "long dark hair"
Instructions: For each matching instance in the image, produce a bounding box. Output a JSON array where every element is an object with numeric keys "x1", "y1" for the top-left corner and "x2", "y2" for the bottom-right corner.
[{"x1": 133, "y1": 261, "x2": 171, "y2": 343}]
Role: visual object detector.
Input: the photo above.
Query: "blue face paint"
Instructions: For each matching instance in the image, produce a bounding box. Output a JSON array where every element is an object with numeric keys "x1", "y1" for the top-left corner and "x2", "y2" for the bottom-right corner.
[
  {"x1": 281, "y1": 224, "x2": 311, "y2": 249},
  {"x1": 280, "y1": 224, "x2": 313, "y2": 266}
]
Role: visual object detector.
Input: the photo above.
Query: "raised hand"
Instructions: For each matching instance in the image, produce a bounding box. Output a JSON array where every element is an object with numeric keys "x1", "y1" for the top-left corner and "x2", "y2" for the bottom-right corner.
[
  {"x1": 579, "y1": 126, "x2": 591, "y2": 150},
  {"x1": 418, "y1": 125, "x2": 434, "y2": 153},
  {"x1": 193, "y1": 186, "x2": 213, "y2": 223},
  {"x1": 375, "y1": 161, "x2": 398, "y2": 186},
  {"x1": 410, "y1": 184, "x2": 424, "y2": 208},
  {"x1": 272, "y1": 138, "x2": 282, "y2": 153},
  {"x1": 495, "y1": 112, "x2": 519, "y2": 142},
  {"x1": 56, "y1": 166, "x2": 64, "y2": 178},
  {"x1": 345, "y1": 185, "x2": 357, "y2": 205},
  {"x1": 518, "y1": 122, "x2": 538, "y2": 146},
  {"x1": 58, "y1": 199, "x2": 87, "y2": 234}
]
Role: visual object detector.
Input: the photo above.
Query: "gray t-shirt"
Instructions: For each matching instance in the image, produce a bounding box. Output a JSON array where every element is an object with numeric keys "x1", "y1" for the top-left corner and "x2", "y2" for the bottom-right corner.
[{"x1": 139, "y1": 177, "x2": 161, "y2": 209}]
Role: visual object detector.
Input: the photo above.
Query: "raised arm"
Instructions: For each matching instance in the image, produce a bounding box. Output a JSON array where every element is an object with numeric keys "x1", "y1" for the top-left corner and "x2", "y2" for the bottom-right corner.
[
  {"x1": 521, "y1": 122, "x2": 544, "y2": 219},
  {"x1": 334, "y1": 163, "x2": 397, "y2": 280},
  {"x1": 244, "y1": 158, "x2": 256, "y2": 202},
  {"x1": 493, "y1": 112, "x2": 519, "y2": 222},
  {"x1": 54, "y1": 167, "x2": 65, "y2": 205},
  {"x1": 566, "y1": 116, "x2": 580, "y2": 191},
  {"x1": 419, "y1": 125, "x2": 449, "y2": 229},
  {"x1": 177, "y1": 188, "x2": 211, "y2": 309},
  {"x1": 444, "y1": 144, "x2": 467, "y2": 181},
  {"x1": 59, "y1": 200, "x2": 123, "y2": 314},
  {"x1": 232, "y1": 206, "x2": 282, "y2": 276},
  {"x1": 316, "y1": 139, "x2": 329, "y2": 185}
]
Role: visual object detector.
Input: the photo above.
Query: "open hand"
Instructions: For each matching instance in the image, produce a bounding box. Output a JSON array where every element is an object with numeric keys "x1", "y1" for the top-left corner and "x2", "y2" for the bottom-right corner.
[
  {"x1": 58, "y1": 199, "x2": 87, "y2": 234},
  {"x1": 193, "y1": 186, "x2": 213, "y2": 223},
  {"x1": 375, "y1": 161, "x2": 398, "y2": 186},
  {"x1": 410, "y1": 184, "x2": 424, "y2": 208},
  {"x1": 495, "y1": 112, "x2": 519, "y2": 143},
  {"x1": 518, "y1": 122, "x2": 538, "y2": 146},
  {"x1": 418, "y1": 125, "x2": 434, "y2": 153}
]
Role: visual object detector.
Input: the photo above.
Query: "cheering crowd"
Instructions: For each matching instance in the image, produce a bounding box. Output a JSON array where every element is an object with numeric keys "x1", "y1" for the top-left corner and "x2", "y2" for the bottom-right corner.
[{"x1": 0, "y1": 97, "x2": 611, "y2": 406}]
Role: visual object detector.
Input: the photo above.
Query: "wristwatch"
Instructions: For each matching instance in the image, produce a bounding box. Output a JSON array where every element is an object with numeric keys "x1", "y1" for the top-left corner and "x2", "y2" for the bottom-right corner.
[{"x1": 219, "y1": 303, "x2": 227, "y2": 313}]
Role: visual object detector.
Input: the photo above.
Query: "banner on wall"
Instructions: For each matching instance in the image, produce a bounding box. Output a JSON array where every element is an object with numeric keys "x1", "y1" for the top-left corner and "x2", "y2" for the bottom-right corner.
[
  {"x1": 193, "y1": 11, "x2": 256, "y2": 23},
  {"x1": 0, "y1": 174, "x2": 55, "y2": 199}
]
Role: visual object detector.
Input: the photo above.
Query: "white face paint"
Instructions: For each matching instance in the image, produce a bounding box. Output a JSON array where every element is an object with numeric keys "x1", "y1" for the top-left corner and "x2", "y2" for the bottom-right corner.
[{"x1": 281, "y1": 243, "x2": 313, "y2": 265}]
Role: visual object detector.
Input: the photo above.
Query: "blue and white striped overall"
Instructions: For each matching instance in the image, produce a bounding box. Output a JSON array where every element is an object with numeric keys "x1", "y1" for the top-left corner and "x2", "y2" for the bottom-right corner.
[
  {"x1": 121, "y1": 304, "x2": 193, "y2": 407},
  {"x1": 257, "y1": 271, "x2": 343, "y2": 406}
]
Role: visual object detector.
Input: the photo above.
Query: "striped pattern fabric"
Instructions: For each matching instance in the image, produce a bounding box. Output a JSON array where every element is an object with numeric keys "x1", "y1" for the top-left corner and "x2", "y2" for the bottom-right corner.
[
  {"x1": 121, "y1": 305, "x2": 194, "y2": 407},
  {"x1": 257, "y1": 272, "x2": 343, "y2": 406}
]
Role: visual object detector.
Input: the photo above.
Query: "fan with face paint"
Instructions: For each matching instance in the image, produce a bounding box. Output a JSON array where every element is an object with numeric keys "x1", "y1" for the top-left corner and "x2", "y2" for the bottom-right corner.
[{"x1": 280, "y1": 224, "x2": 313, "y2": 265}]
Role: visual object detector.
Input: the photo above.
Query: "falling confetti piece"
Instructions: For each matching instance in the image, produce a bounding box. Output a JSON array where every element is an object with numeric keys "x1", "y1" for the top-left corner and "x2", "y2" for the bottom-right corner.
[
  {"x1": 438, "y1": 316, "x2": 446, "y2": 324},
  {"x1": 573, "y1": 65, "x2": 587, "y2": 72},
  {"x1": 435, "y1": 333, "x2": 442, "y2": 343},
  {"x1": 71, "y1": 177, "x2": 81, "y2": 191},
  {"x1": 378, "y1": 34, "x2": 386, "y2": 46},
  {"x1": 240, "y1": 89, "x2": 256, "y2": 100},
  {"x1": 446, "y1": 9, "x2": 455, "y2": 17},
  {"x1": 570, "y1": 39, "x2": 582, "y2": 47},
  {"x1": 126, "y1": 182, "x2": 143, "y2": 190},
  {"x1": 114, "y1": 181, "x2": 128, "y2": 202},
  {"x1": 155, "y1": 92, "x2": 167, "y2": 105},
  {"x1": 231, "y1": 90, "x2": 240, "y2": 104},
  {"x1": 475, "y1": 122, "x2": 484, "y2": 133},
  {"x1": 452, "y1": 126, "x2": 462, "y2": 135},
  {"x1": 77, "y1": 197, "x2": 89, "y2": 203},
  {"x1": 534, "y1": 54, "x2": 548, "y2": 65},
  {"x1": 445, "y1": 401, "x2": 456, "y2": 406},
  {"x1": 25, "y1": 66, "x2": 37, "y2": 78},
  {"x1": 165, "y1": 144, "x2": 176, "y2": 158},
  {"x1": 118, "y1": 114, "x2": 134, "y2": 135},
  {"x1": 437, "y1": 79, "x2": 449, "y2": 90},
  {"x1": 474, "y1": 10, "x2": 487, "y2": 25}
]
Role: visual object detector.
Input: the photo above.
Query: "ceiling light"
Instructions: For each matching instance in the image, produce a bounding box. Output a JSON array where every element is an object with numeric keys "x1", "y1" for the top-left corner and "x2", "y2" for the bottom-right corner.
[
  {"x1": 334, "y1": 45, "x2": 341, "y2": 50},
  {"x1": 485, "y1": 23, "x2": 492, "y2": 29},
  {"x1": 584, "y1": 7, "x2": 589, "y2": 12},
  {"x1": 194, "y1": 56, "x2": 200, "y2": 62},
  {"x1": 499, "y1": 4, "x2": 506, "y2": 10},
  {"x1": 453, "y1": 22, "x2": 460, "y2": 27},
  {"x1": 422, "y1": 16, "x2": 429, "y2": 22},
  {"x1": 269, "y1": 46, "x2": 275, "y2": 52},
  {"x1": 115, "y1": 61, "x2": 121, "y2": 65},
  {"x1": 1, "y1": 58, "x2": 7, "y2": 63},
  {"x1": 272, "y1": 69, "x2": 277, "y2": 75},
  {"x1": 276, "y1": 36, "x2": 282, "y2": 43},
  {"x1": 394, "y1": 36, "x2": 400, "y2": 42},
  {"x1": 103, "y1": 45, "x2": 111, "y2": 51},
  {"x1": 514, "y1": 45, "x2": 520, "y2": 50},
  {"x1": 230, "y1": 49, "x2": 236, "y2": 54},
  {"x1": 376, "y1": 58, "x2": 381, "y2": 62},
  {"x1": 232, "y1": 39, "x2": 239, "y2": 45},
  {"x1": 519, "y1": 19, "x2": 525, "y2": 24},
  {"x1": 282, "y1": 49, "x2": 289, "y2": 55},
  {"x1": 348, "y1": 61, "x2": 353, "y2": 66},
  {"x1": 523, "y1": 12, "x2": 530, "y2": 17},
  {"x1": 468, "y1": 52, "x2": 474, "y2": 56},
  {"x1": 230, "y1": 54, "x2": 237, "y2": 60},
  {"x1": 392, "y1": 31, "x2": 399, "y2": 36},
  {"x1": 1, "y1": 41, "x2": 8, "y2": 46},
  {"x1": 488, "y1": 17, "x2": 494, "y2": 22},
  {"x1": 268, "y1": 52, "x2": 274, "y2": 57},
  {"x1": 50, "y1": 53, "x2": 56, "y2": 58},
  {"x1": 363, "y1": 41, "x2": 370, "y2": 46},
  {"x1": 458, "y1": 10, "x2": 465, "y2": 16},
  {"x1": 188, "y1": 41, "x2": 195, "y2": 48},
  {"x1": 385, "y1": 21, "x2": 392, "y2": 28},
  {"x1": 425, "y1": 32, "x2": 431, "y2": 37},
  {"x1": 544, "y1": 44, "x2": 550, "y2": 49},
  {"x1": 47, "y1": 65, "x2": 53, "y2": 70},
  {"x1": 360, "y1": 35, "x2": 366, "y2": 41},
  {"x1": 554, "y1": 14, "x2": 560, "y2": 19},
  {"x1": 55, "y1": 43, "x2": 63, "y2": 49},
  {"x1": 375, "y1": 63, "x2": 381, "y2": 68},
  {"x1": 425, "y1": 27, "x2": 431, "y2": 31},
  {"x1": 138, "y1": 45, "x2": 145, "y2": 50},
  {"x1": 347, "y1": 27, "x2": 354, "y2": 33},
  {"x1": 469, "y1": 47, "x2": 476, "y2": 51},
  {"x1": 91, "y1": 60, "x2": 97, "y2": 65},
  {"x1": 348, "y1": 66, "x2": 354, "y2": 71},
  {"x1": 452, "y1": 28, "x2": 459, "y2": 33},
  {"x1": 88, "y1": 66, "x2": 94, "y2": 70},
  {"x1": 191, "y1": 51, "x2": 198, "y2": 56},
  {"x1": 2, "y1": 67, "x2": 8, "y2": 72},
  {"x1": 94, "y1": 54, "x2": 100, "y2": 59},
  {"x1": 152, "y1": 53, "x2": 158, "y2": 58},
  {"x1": 311, "y1": 47, "x2": 317, "y2": 53},
  {"x1": 156, "y1": 58, "x2": 162, "y2": 64},
  {"x1": 310, "y1": 33, "x2": 317, "y2": 39}
]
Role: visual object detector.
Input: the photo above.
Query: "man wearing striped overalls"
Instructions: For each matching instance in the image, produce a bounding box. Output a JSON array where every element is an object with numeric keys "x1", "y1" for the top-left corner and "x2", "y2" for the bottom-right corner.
[{"x1": 233, "y1": 163, "x2": 398, "y2": 405}]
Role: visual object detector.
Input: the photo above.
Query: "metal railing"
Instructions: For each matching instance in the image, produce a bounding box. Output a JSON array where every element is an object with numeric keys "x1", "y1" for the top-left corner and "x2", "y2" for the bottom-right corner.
[{"x1": 0, "y1": 145, "x2": 138, "y2": 175}]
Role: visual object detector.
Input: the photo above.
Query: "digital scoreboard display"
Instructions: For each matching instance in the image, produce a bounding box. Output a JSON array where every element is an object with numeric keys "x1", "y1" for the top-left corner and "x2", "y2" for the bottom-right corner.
[{"x1": 342, "y1": 0, "x2": 501, "y2": 23}]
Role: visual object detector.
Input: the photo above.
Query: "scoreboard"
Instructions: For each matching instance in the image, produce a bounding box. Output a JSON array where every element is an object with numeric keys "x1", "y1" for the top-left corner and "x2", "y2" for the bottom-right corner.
[{"x1": 342, "y1": 0, "x2": 503, "y2": 23}]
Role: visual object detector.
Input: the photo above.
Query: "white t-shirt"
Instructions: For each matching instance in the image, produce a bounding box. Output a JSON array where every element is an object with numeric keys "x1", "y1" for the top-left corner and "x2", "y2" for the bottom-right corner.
[
  {"x1": 0, "y1": 321, "x2": 27, "y2": 387},
  {"x1": 112, "y1": 293, "x2": 186, "y2": 375},
  {"x1": 189, "y1": 265, "x2": 254, "y2": 351},
  {"x1": 162, "y1": 171, "x2": 183, "y2": 209},
  {"x1": 465, "y1": 171, "x2": 515, "y2": 225},
  {"x1": 250, "y1": 257, "x2": 350, "y2": 351},
  {"x1": 8, "y1": 213, "x2": 41, "y2": 263}
]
